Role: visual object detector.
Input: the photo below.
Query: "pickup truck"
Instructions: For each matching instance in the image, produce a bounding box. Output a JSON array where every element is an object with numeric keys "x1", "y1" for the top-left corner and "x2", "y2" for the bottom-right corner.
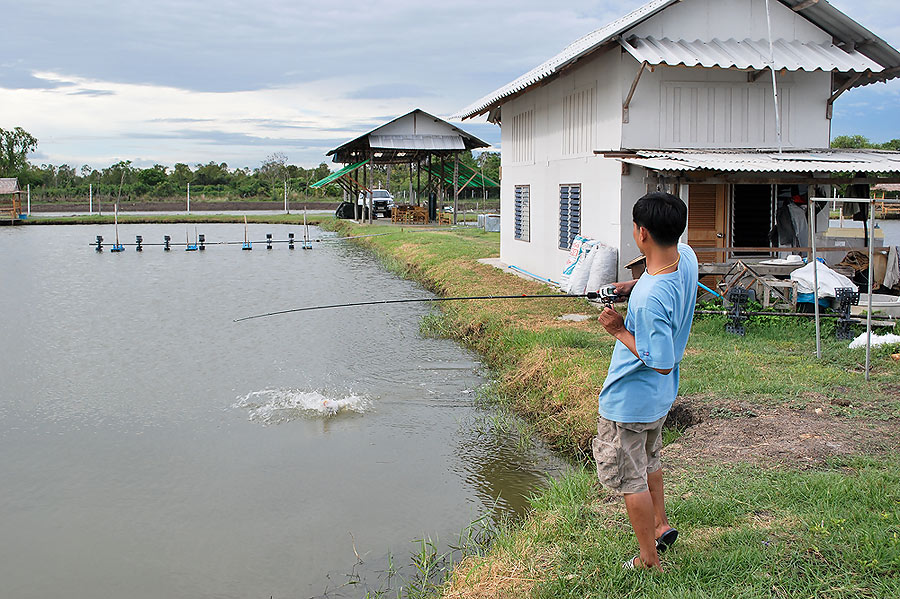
[{"x1": 358, "y1": 189, "x2": 395, "y2": 218}]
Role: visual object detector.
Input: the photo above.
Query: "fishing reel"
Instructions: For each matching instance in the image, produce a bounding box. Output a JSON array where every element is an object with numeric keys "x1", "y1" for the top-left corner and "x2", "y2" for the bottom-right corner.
[{"x1": 585, "y1": 284, "x2": 620, "y2": 306}]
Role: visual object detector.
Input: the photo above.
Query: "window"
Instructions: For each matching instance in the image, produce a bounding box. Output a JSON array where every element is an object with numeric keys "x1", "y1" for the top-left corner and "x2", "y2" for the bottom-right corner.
[
  {"x1": 562, "y1": 87, "x2": 595, "y2": 156},
  {"x1": 510, "y1": 109, "x2": 534, "y2": 164},
  {"x1": 514, "y1": 185, "x2": 530, "y2": 242},
  {"x1": 559, "y1": 184, "x2": 581, "y2": 250}
]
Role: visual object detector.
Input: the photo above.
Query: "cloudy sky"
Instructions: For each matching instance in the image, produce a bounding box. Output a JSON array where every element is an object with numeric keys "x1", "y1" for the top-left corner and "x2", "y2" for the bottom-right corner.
[{"x1": 2, "y1": 0, "x2": 898, "y2": 171}]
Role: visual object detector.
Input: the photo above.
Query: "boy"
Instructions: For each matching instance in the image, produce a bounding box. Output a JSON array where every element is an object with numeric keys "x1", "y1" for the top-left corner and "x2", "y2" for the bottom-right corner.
[{"x1": 594, "y1": 191, "x2": 698, "y2": 571}]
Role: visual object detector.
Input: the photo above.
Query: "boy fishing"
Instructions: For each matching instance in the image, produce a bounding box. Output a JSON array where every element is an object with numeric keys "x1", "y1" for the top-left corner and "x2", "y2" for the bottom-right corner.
[{"x1": 594, "y1": 191, "x2": 698, "y2": 571}]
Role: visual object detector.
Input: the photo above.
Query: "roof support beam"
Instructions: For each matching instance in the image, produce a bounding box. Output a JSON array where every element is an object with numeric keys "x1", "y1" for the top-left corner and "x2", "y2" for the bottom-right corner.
[
  {"x1": 792, "y1": 0, "x2": 819, "y2": 12},
  {"x1": 747, "y1": 69, "x2": 766, "y2": 83},
  {"x1": 827, "y1": 72, "x2": 863, "y2": 119},
  {"x1": 623, "y1": 61, "x2": 650, "y2": 124}
]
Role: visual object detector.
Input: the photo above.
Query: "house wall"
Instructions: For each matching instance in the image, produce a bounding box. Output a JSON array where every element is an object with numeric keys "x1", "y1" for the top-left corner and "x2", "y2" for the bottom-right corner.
[
  {"x1": 497, "y1": 0, "x2": 838, "y2": 283},
  {"x1": 500, "y1": 50, "x2": 627, "y2": 282},
  {"x1": 623, "y1": 0, "x2": 833, "y2": 149}
]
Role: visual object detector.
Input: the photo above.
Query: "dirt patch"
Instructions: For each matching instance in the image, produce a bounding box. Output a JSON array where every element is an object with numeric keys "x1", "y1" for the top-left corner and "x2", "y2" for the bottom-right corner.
[{"x1": 663, "y1": 397, "x2": 900, "y2": 467}]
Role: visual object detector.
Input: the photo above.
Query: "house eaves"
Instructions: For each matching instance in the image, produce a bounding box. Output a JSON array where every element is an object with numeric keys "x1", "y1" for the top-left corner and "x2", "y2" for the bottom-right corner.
[
  {"x1": 620, "y1": 36, "x2": 883, "y2": 73},
  {"x1": 615, "y1": 149, "x2": 900, "y2": 173}
]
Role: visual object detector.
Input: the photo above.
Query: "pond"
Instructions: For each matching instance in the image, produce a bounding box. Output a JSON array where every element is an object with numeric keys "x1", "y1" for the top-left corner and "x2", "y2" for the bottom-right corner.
[{"x1": 0, "y1": 223, "x2": 567, "y2": 598}]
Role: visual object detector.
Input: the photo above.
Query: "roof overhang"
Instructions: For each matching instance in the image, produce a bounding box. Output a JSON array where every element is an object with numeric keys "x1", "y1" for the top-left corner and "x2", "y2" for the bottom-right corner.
[
  {"x1": 599, "y1": 148, "x2": 900, "y2": 184},
  {"x1": 619, "y1": 35, "x2": 883, "y2": 73}
]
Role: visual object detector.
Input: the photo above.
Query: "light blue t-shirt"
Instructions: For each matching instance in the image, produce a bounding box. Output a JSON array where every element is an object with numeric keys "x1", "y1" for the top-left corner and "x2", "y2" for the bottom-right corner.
[{"x1": 598, "y1": 243, "x2": 698, "y2": 423}]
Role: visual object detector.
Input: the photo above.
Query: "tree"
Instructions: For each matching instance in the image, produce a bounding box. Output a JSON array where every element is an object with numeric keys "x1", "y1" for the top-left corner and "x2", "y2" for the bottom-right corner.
[
  {"x1": 137, "y1": 164, "x2": 168, "y2": 187},
  {"x1": 258, "y1": 153, "x2": 288, "y2": 195},
  {"x1": 171, "y1": 163, "x2": 194, "y2": 187},
  {"x1": 832, "y1": 134, "x2": 872, "y2": 149},
  {"x1": 193, "y1": 161, "x2": 230, "y2": 186},
  {"x1": 0, "y1": 127, "x2": 38, "y2": 177}
]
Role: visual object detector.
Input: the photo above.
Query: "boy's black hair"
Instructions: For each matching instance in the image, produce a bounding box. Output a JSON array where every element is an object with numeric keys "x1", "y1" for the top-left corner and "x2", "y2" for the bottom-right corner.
[{"x1": 632, "y1": 192, "x2": 687, "y2": 246}]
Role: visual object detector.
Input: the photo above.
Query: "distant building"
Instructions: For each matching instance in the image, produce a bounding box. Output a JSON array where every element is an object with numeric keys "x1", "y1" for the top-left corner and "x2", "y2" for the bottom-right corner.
[
  {"x1": 0, "y1": 178, "x2": 25, "y2": 224},
  {"x1": 455, "y1": 0, "x2": 900, "y2": 281}
]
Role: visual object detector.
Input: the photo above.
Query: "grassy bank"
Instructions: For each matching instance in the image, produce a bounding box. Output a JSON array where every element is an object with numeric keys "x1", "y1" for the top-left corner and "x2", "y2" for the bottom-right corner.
[{"x1": 322, "y1": 218, "x2": 899, "y2": 598}]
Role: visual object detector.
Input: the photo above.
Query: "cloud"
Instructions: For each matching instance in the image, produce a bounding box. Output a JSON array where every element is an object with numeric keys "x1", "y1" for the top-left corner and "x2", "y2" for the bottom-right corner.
[
  {"x1": 67, "y1": 89, "x2": 116, "y2": 97},
  {"x1": 1, "y1": 0, "x2": 897, "y2": 168},
  {"x1": 346, "y1": 83, "x2": 437, "y2": 100}
]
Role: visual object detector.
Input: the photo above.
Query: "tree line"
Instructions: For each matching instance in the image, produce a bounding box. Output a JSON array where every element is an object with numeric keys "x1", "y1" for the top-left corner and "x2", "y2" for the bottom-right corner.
[{"x1": 0, "y1": 126, "x2": 501, "y2": 203}]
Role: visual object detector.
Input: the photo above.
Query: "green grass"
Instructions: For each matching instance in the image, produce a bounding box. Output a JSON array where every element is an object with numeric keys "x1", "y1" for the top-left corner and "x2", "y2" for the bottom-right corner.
[{"x1": 491, "y1": 458, "x2": 900, "y2": 599}]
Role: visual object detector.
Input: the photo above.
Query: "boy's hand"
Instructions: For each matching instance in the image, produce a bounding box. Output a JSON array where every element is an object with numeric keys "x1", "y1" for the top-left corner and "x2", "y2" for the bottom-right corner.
[
  {"x1": 598, "y1": 306, "x2": 626, "y2": 336},
  {"x1": 613, "y1": 279, "x2": 638, "y2": 299}
]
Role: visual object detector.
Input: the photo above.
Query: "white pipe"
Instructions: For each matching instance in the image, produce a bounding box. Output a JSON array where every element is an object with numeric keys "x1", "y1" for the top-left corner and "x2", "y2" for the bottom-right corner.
[
  {"x1": 865, "y1": 199, "x2": 875, "y2": 381},
  {"x1": 89, "y1": 183, "x2": 93, "y2": 214},
  {"x1": 809, "y1": 198, "x2": 821, "y2": 359},
  {"x1": 27, "y1": 183, "x2": 30, "y2": 215},
  {"x1": 764, "y1": 0, "x2": 783, "y2": 153},
  {"x1": 187, "y1": 182, "x2": 191, "y2": 214}
]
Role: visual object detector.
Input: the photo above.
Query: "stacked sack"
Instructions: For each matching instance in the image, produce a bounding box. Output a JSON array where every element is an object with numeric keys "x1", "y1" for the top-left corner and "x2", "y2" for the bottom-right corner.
[{"x1": 560, "y1": 235, "x2": 618, "y2": 295}]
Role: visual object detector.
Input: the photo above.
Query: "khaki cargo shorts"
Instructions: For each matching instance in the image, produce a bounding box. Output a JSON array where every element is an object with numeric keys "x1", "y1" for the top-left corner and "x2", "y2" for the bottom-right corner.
[{"x1": 592, "y1": 415, "x2": 666, "y2": 495}]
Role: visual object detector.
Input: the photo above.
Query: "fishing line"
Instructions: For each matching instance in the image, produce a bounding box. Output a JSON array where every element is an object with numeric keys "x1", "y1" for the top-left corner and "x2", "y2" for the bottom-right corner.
[{"x1": 234, "y1": 291, "x2": 608, "y2": 322}]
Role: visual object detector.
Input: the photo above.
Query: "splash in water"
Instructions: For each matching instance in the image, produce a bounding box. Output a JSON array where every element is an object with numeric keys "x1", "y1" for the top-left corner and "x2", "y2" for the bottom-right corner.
[{"x1": 234, "y1": 388, "x2": 370, "y2": 424}]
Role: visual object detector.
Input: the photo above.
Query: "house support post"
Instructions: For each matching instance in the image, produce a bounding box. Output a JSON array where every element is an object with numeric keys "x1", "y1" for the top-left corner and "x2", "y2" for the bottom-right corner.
[{"x1": 453, "y1": 155, "x2": 459, "y2": 225}]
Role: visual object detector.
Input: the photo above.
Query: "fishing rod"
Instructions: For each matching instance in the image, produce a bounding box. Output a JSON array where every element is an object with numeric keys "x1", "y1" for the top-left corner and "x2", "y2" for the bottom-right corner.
[{"x1": 234, "y1": 288, "x2": 616, "y2": 322}]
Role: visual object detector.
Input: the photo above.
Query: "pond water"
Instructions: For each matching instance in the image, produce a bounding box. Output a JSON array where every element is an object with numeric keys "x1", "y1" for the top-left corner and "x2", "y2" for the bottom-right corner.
[{"x1": 0, "y1": 223, "x2": 567, "y2": 598}]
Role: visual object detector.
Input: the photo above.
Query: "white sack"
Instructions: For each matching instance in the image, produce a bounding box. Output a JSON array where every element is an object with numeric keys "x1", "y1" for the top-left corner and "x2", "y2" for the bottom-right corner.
[
  {"x1": 560, "y1": 235, "x2": 592, "y2": 293},
  {"x1": 790, "y1": 261, "x2": 857, "y2": 297},
  {"x1": 586, "y1": 243, "x2": 618, "y2": 292},
  {"x1": 567, "y1": 244, "x2": 597, "y2": 295}
]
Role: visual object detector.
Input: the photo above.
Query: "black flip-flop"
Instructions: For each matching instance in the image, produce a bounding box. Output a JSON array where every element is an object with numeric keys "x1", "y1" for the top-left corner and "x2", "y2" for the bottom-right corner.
[{"x1": 656, "y1": 528, "x2": 678, "y2": 553}]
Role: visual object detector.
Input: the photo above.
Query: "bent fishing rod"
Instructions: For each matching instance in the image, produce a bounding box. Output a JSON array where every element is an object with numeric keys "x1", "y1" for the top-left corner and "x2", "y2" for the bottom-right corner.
[{"x1": 233, "y1": 287, "x2": 619, "y2": 322}]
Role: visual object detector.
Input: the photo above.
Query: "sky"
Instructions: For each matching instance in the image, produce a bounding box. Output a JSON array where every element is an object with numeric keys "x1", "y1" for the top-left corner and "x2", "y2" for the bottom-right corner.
[{"x1": 1, "y1": 0, "x2": 898, "y2": 171}]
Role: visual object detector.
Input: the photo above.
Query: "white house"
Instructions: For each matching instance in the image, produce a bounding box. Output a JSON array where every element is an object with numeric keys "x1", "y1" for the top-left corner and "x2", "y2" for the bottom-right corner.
[{"x1": 454, "y1": 0, "x2": 900, "y2": 282}]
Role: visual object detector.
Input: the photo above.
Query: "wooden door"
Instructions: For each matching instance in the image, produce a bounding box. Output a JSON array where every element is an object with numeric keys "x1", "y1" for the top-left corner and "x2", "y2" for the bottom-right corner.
[{"x1": 687, "y1": 184, "x2": 727, "y2": 263}]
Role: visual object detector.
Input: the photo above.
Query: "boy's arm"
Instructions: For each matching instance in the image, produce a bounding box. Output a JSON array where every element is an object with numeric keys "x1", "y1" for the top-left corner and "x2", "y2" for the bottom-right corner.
[{"x1": 598, "y1": 307, "x2": 673, "y2": 375}]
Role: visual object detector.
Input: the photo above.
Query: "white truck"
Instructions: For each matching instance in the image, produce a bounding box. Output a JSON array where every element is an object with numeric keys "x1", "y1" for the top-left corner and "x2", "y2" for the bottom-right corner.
[{"x1": 357, "y1": 189, "x2": 395, "y2": 218}]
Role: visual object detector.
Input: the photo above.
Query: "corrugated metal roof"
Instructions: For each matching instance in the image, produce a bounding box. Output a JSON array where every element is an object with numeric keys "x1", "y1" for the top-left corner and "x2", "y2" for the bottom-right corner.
[
  {"x1": 368, "y1": 135, "x2": 465, "y2": 151},
  {"x1": 619, "y1": 149, "x2": 900, "y2": 173},
  {"x1": 781, "y1": 0, "x2": 900, "y2": 88},
  {"x1": 309, "y1": 159, "x2": 369, "y2": 189},
  {"x1": 0, "y1": 178, "x2": 20, "y2": 194},
  {"x1": 454, "y1": 0, "x2": 900, "y2": 120},
  {"x1": 621, "y1": 36, "x2": 883, "y2": 72},
  {"x1": 328, "y1": 109, "x2": 489, "y2": 163},
  {"x1": 452, "y1": 0, "x2": 678, "y2": 120}
]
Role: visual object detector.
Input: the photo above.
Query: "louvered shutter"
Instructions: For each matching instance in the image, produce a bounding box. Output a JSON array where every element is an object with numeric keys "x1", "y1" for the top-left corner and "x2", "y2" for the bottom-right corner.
[
  {"x1": 514, "y1": 185, "x2": 530, "y2": 242},
  {"x1": 559, "y1": 184, "x2": 581, "y2": 249}
]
